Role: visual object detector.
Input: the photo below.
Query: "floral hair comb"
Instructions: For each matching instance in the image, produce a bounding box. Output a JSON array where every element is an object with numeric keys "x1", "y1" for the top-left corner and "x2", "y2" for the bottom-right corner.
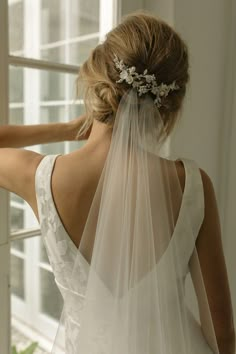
[{"x1": 113, "y1": 54, "x2": 180, "y2": 108}]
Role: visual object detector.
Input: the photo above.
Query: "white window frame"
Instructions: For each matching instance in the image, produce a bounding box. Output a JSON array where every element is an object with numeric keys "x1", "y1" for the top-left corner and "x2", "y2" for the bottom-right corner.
[{"x1": 0, "y1": 0, "x2": 119, "y2": 353}]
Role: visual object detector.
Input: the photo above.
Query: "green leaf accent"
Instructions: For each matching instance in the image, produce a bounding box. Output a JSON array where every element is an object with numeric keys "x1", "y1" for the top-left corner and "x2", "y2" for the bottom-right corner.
[
  {"x1": 11, "y1": 345, "x2": 18, "y2": 354},
  {"x1": 11, "y1": 342, "x2": 38, "y2": 354},
  {"x1": 20, "y1": 342, "x2": 38, "y2": 354}
]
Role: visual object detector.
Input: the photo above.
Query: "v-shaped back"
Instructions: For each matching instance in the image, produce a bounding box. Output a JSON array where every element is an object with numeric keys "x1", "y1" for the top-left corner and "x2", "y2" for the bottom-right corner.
[{"x1": 35, "y1": 154, "x2": 205, "y2": 283}]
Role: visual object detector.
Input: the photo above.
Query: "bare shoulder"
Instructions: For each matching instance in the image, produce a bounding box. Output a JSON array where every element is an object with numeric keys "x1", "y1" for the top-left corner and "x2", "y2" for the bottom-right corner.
[{"x1": 0, "y1": 148, "x2": 44, "y2": 208}]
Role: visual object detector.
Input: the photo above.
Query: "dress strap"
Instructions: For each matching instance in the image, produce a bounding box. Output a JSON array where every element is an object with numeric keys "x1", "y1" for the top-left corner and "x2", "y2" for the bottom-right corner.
[
  {"x1": 178, "y1": 157, "x2": 205, "y2": 243},
  {"x1": 35, "y1": 154, "x2": 61, "y2": 224}
]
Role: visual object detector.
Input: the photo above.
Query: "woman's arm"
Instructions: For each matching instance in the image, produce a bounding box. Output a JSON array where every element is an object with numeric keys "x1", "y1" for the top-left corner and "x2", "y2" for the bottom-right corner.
[
  {"x1": 0, "y1": 115, "x2": 90, "y2": 148},
  {"x1": 0, "y1": 115, "x2": 91, "y2": 215},
  {"x1": 189, "y1": 168, "x2": 235, "y2": 354}
]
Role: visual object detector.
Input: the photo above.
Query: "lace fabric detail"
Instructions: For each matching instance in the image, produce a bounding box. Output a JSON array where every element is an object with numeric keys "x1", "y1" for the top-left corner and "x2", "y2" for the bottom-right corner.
[{"x1": 35, "y1": 155, "x2": 89, "y2": 294}]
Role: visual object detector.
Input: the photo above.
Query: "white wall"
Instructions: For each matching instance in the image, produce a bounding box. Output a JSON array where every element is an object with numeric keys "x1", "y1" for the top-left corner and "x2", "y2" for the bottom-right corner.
[
  {"x1": 120, "y1": 0, "x2": 144, "y2": 16},
  {"x1": 145, "y1": 0, "x2": 229, "y2": 189}
]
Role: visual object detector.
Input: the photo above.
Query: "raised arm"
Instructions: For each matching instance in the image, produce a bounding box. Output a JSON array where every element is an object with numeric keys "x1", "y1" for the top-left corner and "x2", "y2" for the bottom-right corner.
[
  {"x1": 189, "y1": 168, "x2": 235, "y2": 354},
  {"x1": 0, "y1": 115, "x2": 91, "y2": 216},
  {"x1": 0, "y1": 115, "x2": 90, "y2": 148}
]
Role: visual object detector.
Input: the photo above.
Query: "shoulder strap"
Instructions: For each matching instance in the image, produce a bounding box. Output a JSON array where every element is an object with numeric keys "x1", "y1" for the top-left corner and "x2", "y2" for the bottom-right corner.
[
  {"x1": 179, "y1": 157, "x2": 205, "y2": 242},
  {"x1": 35, "y1": 154, "x2": 60, "y2": 223}
]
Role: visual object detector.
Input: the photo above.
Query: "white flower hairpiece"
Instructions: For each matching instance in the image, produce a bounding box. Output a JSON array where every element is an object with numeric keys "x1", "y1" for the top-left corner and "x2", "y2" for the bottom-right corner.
[{"x1": 113, "y1": 54, "x2": 180, "y2": 108}]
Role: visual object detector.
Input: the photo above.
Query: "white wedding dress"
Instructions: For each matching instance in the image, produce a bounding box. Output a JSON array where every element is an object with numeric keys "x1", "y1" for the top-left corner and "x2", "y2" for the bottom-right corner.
[{"x1": 35, "y1": 154, "x2": 217, "y2": 354}]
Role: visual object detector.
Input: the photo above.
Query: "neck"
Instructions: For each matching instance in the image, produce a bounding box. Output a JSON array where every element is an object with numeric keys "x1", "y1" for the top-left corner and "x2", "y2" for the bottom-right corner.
[{"x1": 83, "y1": 119, "x2": 113, "y2": 149}]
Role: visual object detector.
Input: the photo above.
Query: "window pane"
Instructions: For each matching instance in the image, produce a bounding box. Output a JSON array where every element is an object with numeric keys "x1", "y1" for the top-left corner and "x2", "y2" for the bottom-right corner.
[
  {"x1": 11, "y1": 237, "x2": 62, "y2": 353},
  {"x1": 10, "y1": 193, "x2": 25, "y2": 233},
  {"x1": 11, "y1": 194, "x2": 24, "y2": 204},
  {"x1": 9, "y1": 67, "x2": 24, "y2": 103},
  {"x1": 9, "y1": 108, "x2": 24, "y2": 125},
  {"x1": 40, "y1": 269, "x2": 63, "y2": 320},
  {"x1": 69, "y1": 38, "x2": 99, "y2": 66},
  {"x1": 69, "y1": 0, "x2": 100, "y2": 37},
  {"x1": 41, "y1": 46, "x2": 65, "y2": 63},
  {"x1": 10, "y1": 207, "x2": 24, "y2": 232},
  {"x1": 8, "y1": 0, "x2": 113, "y2": 65},
  {"x1": 9, "y1": 1, "x2": 24, "y2": 53},
  {"x1": 40, "y1": 106, "x2": 66, "y2": 155},
  {"x1": 40, "y1": 71, "x2": 65, "y2": 102},
  {"x1": 11, "y1": 255, "x2": 25, "y2": 299},
  {"x1": 11, "y1": 240, "x2": 25, "y2": 252},
  {"x1": 41, "y1": 0, "x2": 66, "y2": 44}
]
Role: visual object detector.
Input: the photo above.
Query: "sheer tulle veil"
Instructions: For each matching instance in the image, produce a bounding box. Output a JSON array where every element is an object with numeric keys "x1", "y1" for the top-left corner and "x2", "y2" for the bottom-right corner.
[{"x1": 51, "y1": 89, "x2": 219, "y2": 353}]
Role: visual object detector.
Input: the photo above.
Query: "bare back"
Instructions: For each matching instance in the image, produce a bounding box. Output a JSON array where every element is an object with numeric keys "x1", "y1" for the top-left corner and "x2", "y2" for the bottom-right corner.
[{"x1": 32, "y1": 143, "x2": 186, "y2": 251}]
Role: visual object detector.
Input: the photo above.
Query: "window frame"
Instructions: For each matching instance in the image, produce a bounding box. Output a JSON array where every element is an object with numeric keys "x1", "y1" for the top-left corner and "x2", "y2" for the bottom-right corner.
[{"x1": 0, "y1": 0, "x2": 119, "y2": 352}]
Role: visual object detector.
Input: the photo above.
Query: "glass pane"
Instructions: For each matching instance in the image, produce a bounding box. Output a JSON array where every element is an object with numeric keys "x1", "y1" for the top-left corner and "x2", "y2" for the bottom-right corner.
[
  {"x1": 11, "y1": 255, "x2": 25, "y2": 299},
  {"x1": 11, "y1": 237, "x2": 61, "y2": 353},
  {"x1": 9, "y1": 108, "x2": 24, "y2": 125},
  {"x1": 9, "y1": 1, "x2": 24, "y2": 53},
  {"x1": 11, "y1": 239, "x2": 25, "y2": 252},
  {"x1": 8, "y1": 0, "x2": 112, "y2": 65},
  {"x1": 69, "y1": 0, "x2": 100, "y2": 37},
  {"x1": 41, "y1": 0, "x2": 66, "y2": 44},
  {"x1": 41, "y1": 45, "x2": 65, "y2": 63},
  {"x1": 39, "y1": 106, "x2": 66, "y2": 155},
  {"x1": 9, "y1": 67, "x2": 24, "y2": 103},
  {"x1": 69, "y1": 38, "x2": 99, "y2": 66},
  {"x1": 10, "y1": 206, "x2": 24, "y2": 232},
  {"x1": 40, "y1": 71, "x2": 65, "y2": 102},
  {"x1": 40, "y1": 268, "x2": 63, "y2": 320}
]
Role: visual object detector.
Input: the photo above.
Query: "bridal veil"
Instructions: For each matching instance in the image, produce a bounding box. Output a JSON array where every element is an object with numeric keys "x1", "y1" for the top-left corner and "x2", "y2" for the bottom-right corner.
[{"x1": 51, "y1": 88, "x2": 219, "y2": 354}]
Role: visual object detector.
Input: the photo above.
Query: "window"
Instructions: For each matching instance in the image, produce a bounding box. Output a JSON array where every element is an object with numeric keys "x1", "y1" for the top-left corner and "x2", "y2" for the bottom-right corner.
[{"x1": 0, "y1": 1, "x2": 116, "y2": 353}]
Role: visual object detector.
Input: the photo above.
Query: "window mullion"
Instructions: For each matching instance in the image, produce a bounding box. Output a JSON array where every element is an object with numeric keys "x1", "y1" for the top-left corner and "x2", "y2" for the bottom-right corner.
[
  {"x1": 99, "y1": 0, "x2": 115, "y2": 42},
  {"x1": 9, "y1": 55, "x2": 79, "y2": 74},
  {"x1": 10, "y1": 228, "x2": 41, "y2": 241}
]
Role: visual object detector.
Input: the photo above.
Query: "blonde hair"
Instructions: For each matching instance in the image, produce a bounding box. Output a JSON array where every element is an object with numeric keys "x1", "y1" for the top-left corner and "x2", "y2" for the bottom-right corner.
[{"x1": 76, "y1": 11, "x2": 190, "y2": 138}]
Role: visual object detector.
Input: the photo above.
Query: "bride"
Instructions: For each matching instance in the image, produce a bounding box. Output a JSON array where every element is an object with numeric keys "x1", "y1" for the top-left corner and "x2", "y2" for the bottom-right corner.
[{"x1": 0, "y1": 11, "x2": 235, "y2": 354}]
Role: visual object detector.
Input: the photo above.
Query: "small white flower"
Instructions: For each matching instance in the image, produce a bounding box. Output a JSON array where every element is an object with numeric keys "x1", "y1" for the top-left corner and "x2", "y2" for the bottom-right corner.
[
  {"x1": 169, "y1": 81, "x2": 179, "y2": 90},
  {"x1": 138, "y1": 85, "x2": 149, "y2": 95},
  {"x1": 129, "y1": 66, "x2": 136, "y2": 74},
  {"x1": 120, "y1": 70, "x2": 129, "y2": 81},
  {"x1": 151, "y1": 86, "x2": 159, "y2": 95},
  {"x1": 159, "y1": 83, "x2": 168, "y2": 91},
  {"x1": 126, "y1": 75, "x2": 134, "y2": 84},
  {"x1": 145, "y1": 75, "x2": 155, "y2": 83}
]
